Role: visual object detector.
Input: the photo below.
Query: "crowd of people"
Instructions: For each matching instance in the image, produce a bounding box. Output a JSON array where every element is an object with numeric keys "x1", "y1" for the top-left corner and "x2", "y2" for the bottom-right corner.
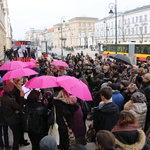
[{"x1": 0, "y1": 51, "x2": 150, "y2": 150}]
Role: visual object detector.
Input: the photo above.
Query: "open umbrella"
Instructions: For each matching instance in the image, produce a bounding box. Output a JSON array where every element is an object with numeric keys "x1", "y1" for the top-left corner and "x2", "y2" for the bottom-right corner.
[
  {"x1": 57, "y1": 76, "x2": 92, "y2": 101},
  {"x1": 30, "y1": 58, "x2": 37, "y2": 64},
  {"x1": 0, "y1": 61, "x2": 28, "y2": 70},
  {"x1": 2, "y1": 68, "x2": 38, "y2": 81},
  {"x1": 51, "y1": 60, "x2": 68, "y2": 67},
  {"x1": 24, "y1": 62, "x2": 36, "y2": 69},
  {"x1": 25, "y1": 76, "x2": 59, "y2": 89},
  {"x1": 108, "y1": 54, "x2": 132, "y2": 65}
]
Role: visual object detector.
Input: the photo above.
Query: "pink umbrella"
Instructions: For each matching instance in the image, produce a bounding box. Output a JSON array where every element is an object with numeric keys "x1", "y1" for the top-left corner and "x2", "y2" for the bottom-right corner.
[
  {"x1": 30, "y1": 58, "x2": 37, "y2": 64},
  {"x1": 57, "y1": 76, "x2": 92, "y2": 101},
  {"x1": 25, "y1": 76, "x2": 59, "y2": 89},
  {"x1": 24, "y1": 62, "x2": 36, "y2": 69},
  {"x1": 51, "y1": 60, "x2": 68, "y2": 67},
  {"x1": 0, "y1": 61, "x2": 28, "y2": 70},
  {"x1": 2, "y1": 68, "x2": 38, "y2": 81}
]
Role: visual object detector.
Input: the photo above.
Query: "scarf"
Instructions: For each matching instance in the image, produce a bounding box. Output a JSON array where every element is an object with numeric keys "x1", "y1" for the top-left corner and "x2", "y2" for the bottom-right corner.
[{"x1": 111, "y1": 123, "x2": 138, "y2": 133}]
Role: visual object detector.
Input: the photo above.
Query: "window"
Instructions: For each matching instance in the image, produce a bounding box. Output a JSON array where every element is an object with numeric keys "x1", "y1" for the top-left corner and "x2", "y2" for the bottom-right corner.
[
  {"x1": 132, "y1": 28, "x2": 134, "y2": 34},
  {"x1": 132, "y1": 17, "x2": 134, "y2": 23},
  {"x1": 128, "y1": 28, "x2": 130, "y2": 35},
  {"x1": 124, "y1": 19, "x2": 126, "y2": 25},
  {"x1": 118, "y1": 20, "x2": 120, "y2": 26},
  {"x1": 139, "y1": 16, "x2": 142, "y2": 22},
  {"x1": 144, "y1": 26, "x2": 147, "y2": 34},
  {"x1": 136, "y1": 16, "x2": 138, "y2": 23},
  {"x1": 139, "y1": 27, "x2": 143, "y2": 33},
  {"x1": 124, "y1": 29, "x2": 126, "y2": 35},
  {"x1": 144, "y1": 15, "x2": 147, "y2": 21},
  {"x1": 128, "y1": 18, "x2": 130, "y2": 24},
  {"x1": 136, "y1": 27, "x2": 138, "y2": 34}
]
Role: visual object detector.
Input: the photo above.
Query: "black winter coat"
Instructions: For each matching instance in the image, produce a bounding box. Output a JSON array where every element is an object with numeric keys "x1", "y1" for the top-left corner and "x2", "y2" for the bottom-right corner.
[{"x1": 93, "y1": 102, "x2": 119, "y2": 132}]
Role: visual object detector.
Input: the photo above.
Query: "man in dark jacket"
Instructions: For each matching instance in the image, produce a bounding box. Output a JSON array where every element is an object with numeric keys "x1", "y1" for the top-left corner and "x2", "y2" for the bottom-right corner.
[
  {"x1": 1, "y1": 80, "x2": 22, "y2": 150},
  {"x1": 93, "y1": 86, "x2": 119, "y2": 132}
]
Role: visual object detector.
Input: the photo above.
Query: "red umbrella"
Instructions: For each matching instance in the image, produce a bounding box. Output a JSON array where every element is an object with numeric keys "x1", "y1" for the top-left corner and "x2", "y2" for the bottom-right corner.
[
  {"x1": 51, "y1": 60, "x2": 68, "y2": 67},
  {"x1": 57, "y1": 76, "x2": 92, "y2": 101},
  {"x1": 2, "y1": 68, "x2": 38, "y2": 81},
  {"x1": 0, "y1": 61, "x2": 28, "y2": 70},
  {"x1": 25, "y1": 76, "x2": 59, "y2": 89}
]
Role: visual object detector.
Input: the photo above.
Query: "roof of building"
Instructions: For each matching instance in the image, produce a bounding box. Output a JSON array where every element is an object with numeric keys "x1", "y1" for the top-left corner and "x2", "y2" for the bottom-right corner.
[
  {"x1": 124, "y1": 4, "x2": 150, "y2": 14},
  {"x1": 69, "y1": 16, "x2": 98, "y2": 21},
  {"x1": 47, "y1": 28, "x2": 54, "y2": 32}
]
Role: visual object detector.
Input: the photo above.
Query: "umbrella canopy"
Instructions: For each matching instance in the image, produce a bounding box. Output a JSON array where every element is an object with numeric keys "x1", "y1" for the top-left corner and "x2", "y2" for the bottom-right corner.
[
  {"x1": 0, "y1": 61, "x2": 28, "y2": 70},
  {"x1": 51, "y1": 60, "x2": 68, "y2": 67},
  {"x1": 2, "y1": 68, "x2": 38, "y2": 81},
  {"x1": 24, "y1": 62, "x2": 36, "y2": 69},
  {"x1": 109, "y1": 54, "x2": 132, "y2": 65},
  {"x1": 30, "y1": 58, "x2": 37, "y2": 64},
  {"x1": 57, "y1": 76, "x2": 92, "y2": 101},
  {"x1": 25, "y1": 76, "x2": 59, "y2": 89}
]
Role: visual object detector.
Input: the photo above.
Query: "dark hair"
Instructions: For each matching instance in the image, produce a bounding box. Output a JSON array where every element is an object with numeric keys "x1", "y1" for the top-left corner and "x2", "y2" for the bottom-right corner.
[
  {"x1": 69, "y1": 144, "x2": 87, "y2": 150},
  {"x1": 96, "y1": 130, "x2": 115, "y2": 150},
  {"x1": 27, "y1": 89, "x2": 40, "y2": 102},
  {"x1": 117, "y1": 110, "x2": 138, "y2": 127},
  {"x1": 100, "y1": 86, "x2": 112, "y2": 100}
]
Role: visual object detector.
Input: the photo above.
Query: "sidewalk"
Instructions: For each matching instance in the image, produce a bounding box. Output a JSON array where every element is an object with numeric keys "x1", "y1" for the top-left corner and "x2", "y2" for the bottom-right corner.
[{"x1": 8, "y1": 120, "x2": 98, "y2": 150}]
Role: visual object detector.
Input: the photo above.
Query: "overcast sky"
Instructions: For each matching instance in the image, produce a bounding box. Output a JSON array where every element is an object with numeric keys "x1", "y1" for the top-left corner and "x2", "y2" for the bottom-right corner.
[{"x1": 7, "y1": 0, "x2": 150, "y2": 40}]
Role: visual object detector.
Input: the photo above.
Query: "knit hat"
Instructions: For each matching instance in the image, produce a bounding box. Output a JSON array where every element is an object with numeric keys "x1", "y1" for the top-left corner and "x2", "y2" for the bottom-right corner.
[
  {"x1": 40, "y1": 135, "x2": 57, "y2": 150},
  {"x1": 144, "y1": 73, "x2": 150, "y2": 82},
  {"x1": 2, "y1": 80, "x2": 14, "y2": 93},
  {"x1": 95, "y1": 65, "x2": 102, "y2": 71},
  {"x1": 130, "y1": 92, "x2": 147, "y2": 103}
]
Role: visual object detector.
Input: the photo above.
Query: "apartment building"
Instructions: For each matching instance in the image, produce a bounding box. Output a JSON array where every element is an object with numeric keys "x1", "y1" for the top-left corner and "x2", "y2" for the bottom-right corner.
[{"x1": 95, "y1": 5, "x2": 150, "y2": 45}]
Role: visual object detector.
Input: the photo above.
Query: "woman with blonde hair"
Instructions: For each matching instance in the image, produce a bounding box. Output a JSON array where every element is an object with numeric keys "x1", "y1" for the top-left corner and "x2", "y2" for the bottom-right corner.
[{"x1": 111, "y1": 110, "x2": 146, "y2": 150}]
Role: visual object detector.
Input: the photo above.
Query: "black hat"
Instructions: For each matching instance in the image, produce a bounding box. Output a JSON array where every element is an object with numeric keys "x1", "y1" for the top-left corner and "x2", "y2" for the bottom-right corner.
[
  {"x1": 112, "y1": 72, "x2": 119, "y2": 78},
  {"x1": 97, "y1": 73, "x2": 104, "y2": 79}
]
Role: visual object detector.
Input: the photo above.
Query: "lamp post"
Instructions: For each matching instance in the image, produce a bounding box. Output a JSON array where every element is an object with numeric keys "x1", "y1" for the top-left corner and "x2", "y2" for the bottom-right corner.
[
  {"x1": 60, "y1": 18, "x2": 65, "y2": 60},
  {"x1": 109, "y1": 0, "x2": 117, "y2": 54}
]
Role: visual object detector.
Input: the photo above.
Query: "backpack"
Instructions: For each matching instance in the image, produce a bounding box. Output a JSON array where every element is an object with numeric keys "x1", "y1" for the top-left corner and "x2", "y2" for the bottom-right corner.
[{"x1": 21, "y1": 107, "x2": 42, "y2": 134}]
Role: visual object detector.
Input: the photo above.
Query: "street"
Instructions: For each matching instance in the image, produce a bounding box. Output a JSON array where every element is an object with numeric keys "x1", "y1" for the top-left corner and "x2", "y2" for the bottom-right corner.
[{"x1": 40, "y1": 47, "x2": 99, "y2": 60}]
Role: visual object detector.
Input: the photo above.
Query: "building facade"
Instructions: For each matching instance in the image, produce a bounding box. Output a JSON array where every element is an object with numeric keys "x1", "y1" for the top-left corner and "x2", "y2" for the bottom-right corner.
[
  {"x1": 0, "y1": 0, "x2": 12, "y2": 58},
  {"x1": 53, "y1": 17, "x2": 98, "y2": 48},
  {"x1": 25, "y1": 28, "x2": 43, "y2": 46},
  {"x1": 95, "y1": 5, "x2": 150, "y2": 46}
]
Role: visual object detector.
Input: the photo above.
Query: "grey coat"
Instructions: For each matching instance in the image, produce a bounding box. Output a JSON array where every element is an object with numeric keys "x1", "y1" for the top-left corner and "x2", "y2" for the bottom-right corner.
[{"x1": 129, "y1": 102, "x2": 147, "y2": 129}]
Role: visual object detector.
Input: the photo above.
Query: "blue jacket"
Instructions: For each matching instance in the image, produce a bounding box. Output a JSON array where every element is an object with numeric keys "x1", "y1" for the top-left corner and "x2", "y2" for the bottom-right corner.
[{"x1": 112, "y1": 90, "x2": 124, "y2": 111}]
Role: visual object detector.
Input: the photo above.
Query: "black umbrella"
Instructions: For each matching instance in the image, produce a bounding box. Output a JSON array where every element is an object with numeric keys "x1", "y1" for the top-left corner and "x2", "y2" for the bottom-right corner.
[{"x1": 108, "y1": 54, "x2": 132, "y2": 65}]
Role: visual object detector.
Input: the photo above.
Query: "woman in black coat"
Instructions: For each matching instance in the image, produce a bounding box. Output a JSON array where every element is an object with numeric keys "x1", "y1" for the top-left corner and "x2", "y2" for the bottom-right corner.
[{"x1": 25, "y1": 89, "x2": 48, "y2": 150}]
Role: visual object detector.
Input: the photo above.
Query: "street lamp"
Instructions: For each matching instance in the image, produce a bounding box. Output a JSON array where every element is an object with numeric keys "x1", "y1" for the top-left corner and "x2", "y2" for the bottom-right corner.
[
  {"x1": 60, "y1": 18, "x2": 65, "y2": 60},
  {"x1": 109, "y1": 0, "x2": 117, "y2": 54}
]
